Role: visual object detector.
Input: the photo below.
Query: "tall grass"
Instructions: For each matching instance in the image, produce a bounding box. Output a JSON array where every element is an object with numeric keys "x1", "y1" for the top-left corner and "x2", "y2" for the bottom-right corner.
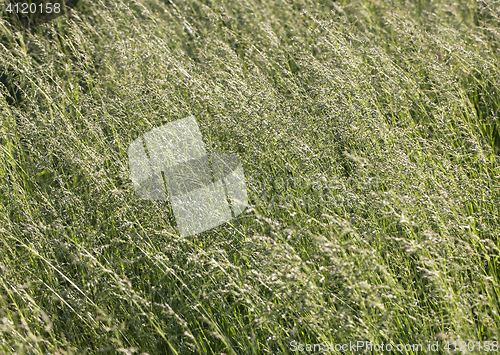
[{"x1": 0, "y1": 0, "x2": 499, "y2": 353}]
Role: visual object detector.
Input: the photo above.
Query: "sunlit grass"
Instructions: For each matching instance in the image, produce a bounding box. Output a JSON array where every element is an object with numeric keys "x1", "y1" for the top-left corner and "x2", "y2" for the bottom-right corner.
[{"x1": 0, "y1": 0, "x2": 499, "y2": 353}]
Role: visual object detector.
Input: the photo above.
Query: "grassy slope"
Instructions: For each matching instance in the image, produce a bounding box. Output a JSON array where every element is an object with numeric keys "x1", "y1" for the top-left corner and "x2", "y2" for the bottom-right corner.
[{"x1": 0, "y1": 0, "x2": 499, "y2": 353}]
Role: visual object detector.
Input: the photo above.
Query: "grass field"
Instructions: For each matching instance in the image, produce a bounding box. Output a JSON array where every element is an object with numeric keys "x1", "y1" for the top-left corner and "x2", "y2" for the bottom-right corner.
[{"x1": 0, "y1": 0, "x2": 499, "y2": 353}]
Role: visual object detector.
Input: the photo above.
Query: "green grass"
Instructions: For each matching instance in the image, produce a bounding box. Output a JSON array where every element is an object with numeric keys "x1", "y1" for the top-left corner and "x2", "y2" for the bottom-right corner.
[{"x1": 0, "y1": 0, "x2": 499, "y2": 353}]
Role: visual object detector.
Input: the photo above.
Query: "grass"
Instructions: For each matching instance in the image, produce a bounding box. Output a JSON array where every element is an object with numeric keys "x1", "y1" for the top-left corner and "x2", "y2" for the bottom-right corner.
[{"x1": 0, "y1": 0, "x2": 499, "y2": 353}]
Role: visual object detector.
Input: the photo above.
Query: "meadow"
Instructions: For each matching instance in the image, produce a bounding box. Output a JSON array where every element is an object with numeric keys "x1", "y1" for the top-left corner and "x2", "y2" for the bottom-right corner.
[{"x1": 0, "y1": 0, "x2": 499, "y2": 353}]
